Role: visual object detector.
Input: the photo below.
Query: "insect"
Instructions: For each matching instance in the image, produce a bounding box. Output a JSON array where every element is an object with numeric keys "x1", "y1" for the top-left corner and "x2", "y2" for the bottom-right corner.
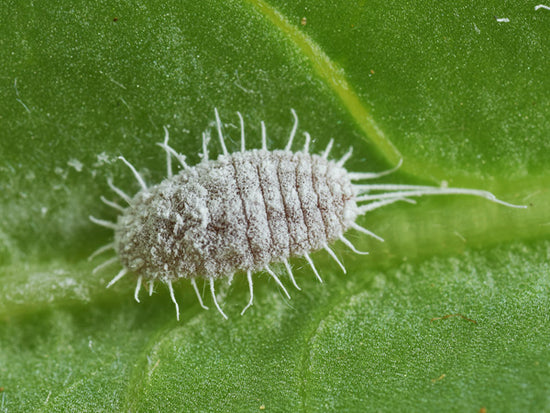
[{"x1": 89, "y1": 109, "x2": 525, "y2": 320}]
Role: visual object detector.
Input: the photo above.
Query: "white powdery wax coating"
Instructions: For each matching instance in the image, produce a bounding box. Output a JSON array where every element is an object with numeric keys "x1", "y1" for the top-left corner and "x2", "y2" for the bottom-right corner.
[
  {"x1": 90, "y1": 109, "x2": 525, "y2": 320},
  {"x1": 114, "y1": 149, "x2": 357, "y2": 282}
]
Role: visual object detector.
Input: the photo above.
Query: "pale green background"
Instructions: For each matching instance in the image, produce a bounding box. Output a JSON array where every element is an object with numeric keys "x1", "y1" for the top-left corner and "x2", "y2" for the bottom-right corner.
[{"x1": 1, "y1": 1, "x2": 549, "y2": 411}]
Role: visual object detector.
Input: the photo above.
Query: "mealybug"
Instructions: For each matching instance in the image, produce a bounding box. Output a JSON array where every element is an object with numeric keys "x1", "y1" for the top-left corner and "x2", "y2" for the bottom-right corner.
[{"x1": 89, "y1": 109, "x2": 525, "y2": 320}]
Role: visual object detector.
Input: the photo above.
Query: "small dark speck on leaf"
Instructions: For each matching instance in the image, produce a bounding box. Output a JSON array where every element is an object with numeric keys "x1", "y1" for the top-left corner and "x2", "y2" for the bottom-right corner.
[
  {"x1": 430, "y1": 313, "x2": 477, "y2": 324},
  {"x1": 113, "y1": 17, "x2": 118, "y2": 22}
]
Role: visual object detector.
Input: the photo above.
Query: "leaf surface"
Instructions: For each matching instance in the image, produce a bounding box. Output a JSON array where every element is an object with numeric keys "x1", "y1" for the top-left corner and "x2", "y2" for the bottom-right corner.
[{"x1": 1, "y1": 1, "x2": 549, "y2": 411}]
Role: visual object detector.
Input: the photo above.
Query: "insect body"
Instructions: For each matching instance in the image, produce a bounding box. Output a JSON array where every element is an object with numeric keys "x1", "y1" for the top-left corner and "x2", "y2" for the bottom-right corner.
[{"x1": 90, "y1": 109, "x2": 525, "y2": 320}]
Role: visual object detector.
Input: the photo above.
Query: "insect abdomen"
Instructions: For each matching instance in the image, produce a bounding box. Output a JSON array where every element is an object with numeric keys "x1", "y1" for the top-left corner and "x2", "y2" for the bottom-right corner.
[{"x1": 198, "y1": 149, "x2": 355, "y2": 277}]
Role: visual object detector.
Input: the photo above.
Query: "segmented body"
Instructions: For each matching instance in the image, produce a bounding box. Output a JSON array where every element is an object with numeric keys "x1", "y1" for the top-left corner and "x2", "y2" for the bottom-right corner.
[
  {"x1": 89, "y1": 109, "x2": 524, "y2": 320},
  {"x1": 115, "y1": 150, "x2": 357, "y2": 281}
]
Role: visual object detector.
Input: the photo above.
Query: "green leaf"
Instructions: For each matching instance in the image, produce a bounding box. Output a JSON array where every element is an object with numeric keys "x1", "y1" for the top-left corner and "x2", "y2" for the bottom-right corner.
[{"x1": 1, "y1": 1, "x2": 549, "y2": 411}]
